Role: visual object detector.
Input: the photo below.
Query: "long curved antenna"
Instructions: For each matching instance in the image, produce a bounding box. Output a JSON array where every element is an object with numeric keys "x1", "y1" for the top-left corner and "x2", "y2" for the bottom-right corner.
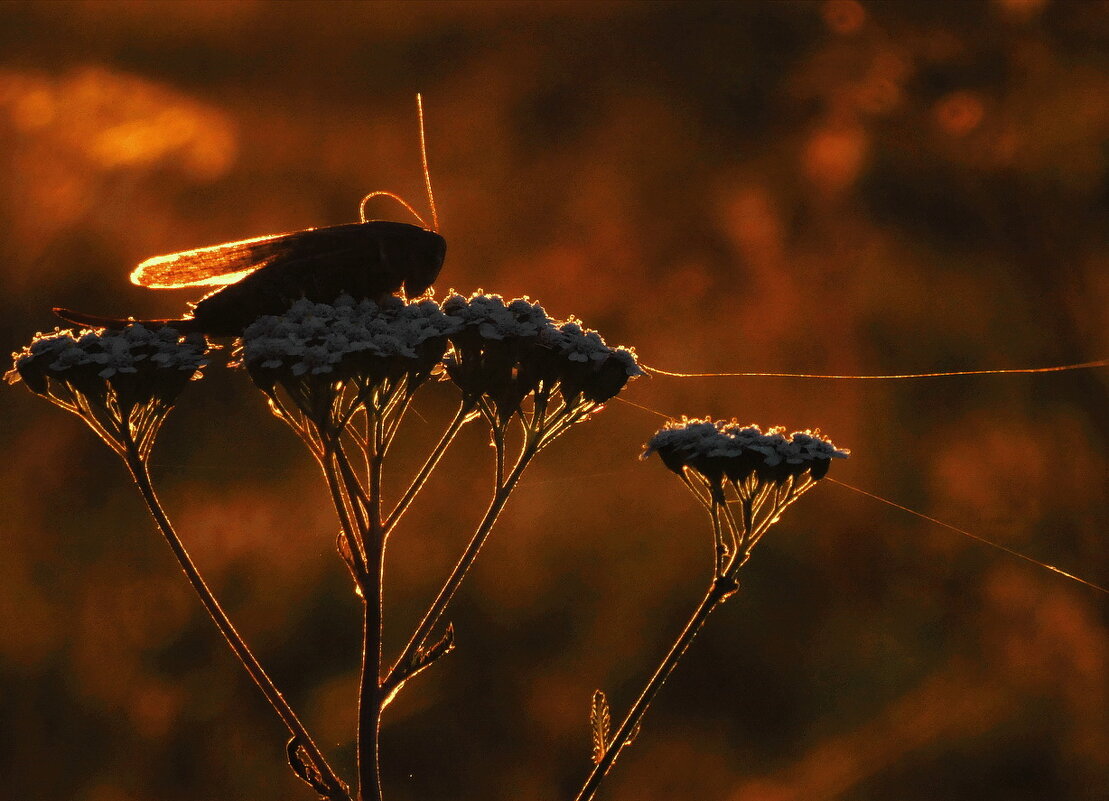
[
  {"x1": 826, "y1": 478, "x2": 1108, "y2": 595},
  {"x1": 359, "y1": 191, "x2": 428, "y2": 228},
  {"x1": 417, "y1": 93, "x2": 440, "y2": 232},
  {"x1": 356, "y1": 95, "x2": 439, "y2": 232},
  {"x1": 641, "y1": 358, "x2": 1109, "y2": 380},
  {"x1": 613, "y1": 395, "x2": 1109, "y2": 594},
  {"x1": 616, "y1": 394, "x2": 1109, "y2": 594}
]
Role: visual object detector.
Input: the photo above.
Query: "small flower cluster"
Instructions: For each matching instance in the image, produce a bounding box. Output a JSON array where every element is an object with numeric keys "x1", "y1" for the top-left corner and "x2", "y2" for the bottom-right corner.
[
  {"x1": 539, "y1": 320, "x2": 642, "y2": 404},
  {"x1": 442, "y1": 292, "x2": 641, "y2": 422},
  {"x1": 644, "y1": 418, "x2": 849, "y2": 482},
  {"x1": 238, "y1": 295, "x2": 456, "y2": 395},
  {"x1": 8, "y1": 324, "x2": 208, "y2": 405}
]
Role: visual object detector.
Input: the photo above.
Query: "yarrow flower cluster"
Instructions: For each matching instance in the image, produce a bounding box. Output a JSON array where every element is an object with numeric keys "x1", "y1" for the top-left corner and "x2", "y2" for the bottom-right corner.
[
  {"x1": 9, "y1": 324, "x2": 208, "y2": 403},
  {"x1": 239, "y1": 295, "x2": 457, "y2": 385},
  {"x1": 442, "y1": 292, "x2": 642, "y2": 423},
  {"x1": 8, "y1": 324, "x2": 209, "y2": 458},
  {"x1": 236, "y1": 295, "x2": 459, "y2": 429},
  {"x1": 644, "y1": 418, "x2": 849, "y2": 482},
  {"x1": 644, "y1": 419, "x2": 849, "y2": 580}
]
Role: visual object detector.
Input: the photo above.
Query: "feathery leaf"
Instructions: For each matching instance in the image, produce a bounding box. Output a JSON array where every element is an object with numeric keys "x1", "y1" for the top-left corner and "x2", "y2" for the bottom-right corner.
[{"x1": 590, "y1": 690, "x2": 611, "y2": 764}]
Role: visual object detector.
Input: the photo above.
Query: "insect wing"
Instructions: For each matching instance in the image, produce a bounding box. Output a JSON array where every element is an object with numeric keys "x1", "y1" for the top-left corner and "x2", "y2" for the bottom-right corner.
[
  {"x1": 130, "y1": 231, "x2": 304, "y2": 289},
  {"x1": 129, "y1": 223, "x2": 414, "y2": 290},
  {"x1": 188, "y1": 243, "x2": 370, "y2": 335}
]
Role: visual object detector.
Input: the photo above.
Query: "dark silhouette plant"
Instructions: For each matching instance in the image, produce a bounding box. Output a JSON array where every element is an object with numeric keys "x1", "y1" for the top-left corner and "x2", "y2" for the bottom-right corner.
[{"x1": 8, "y1": 297, "x2": 847, "y2": 801}]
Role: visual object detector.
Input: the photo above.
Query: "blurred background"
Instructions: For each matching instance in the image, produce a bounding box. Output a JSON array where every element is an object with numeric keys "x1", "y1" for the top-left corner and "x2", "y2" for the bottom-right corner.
[{"x1": 1, "y1": 1, "x2": 1106, "y2": 799}]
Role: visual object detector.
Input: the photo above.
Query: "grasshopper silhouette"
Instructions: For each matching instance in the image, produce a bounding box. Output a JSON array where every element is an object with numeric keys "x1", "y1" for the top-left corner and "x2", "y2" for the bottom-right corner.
[
  {"x1": 56, "y1": 98, "x2": 443, "y2": 337},
  {"x1": 56, "y1": 220, "x2": 445, "y2": 337}
]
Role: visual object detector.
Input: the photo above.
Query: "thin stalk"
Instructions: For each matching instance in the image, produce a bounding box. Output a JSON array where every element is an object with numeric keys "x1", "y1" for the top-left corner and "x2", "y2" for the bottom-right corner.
[
  {"x1": 362, "y1": 407, "x2": 372, "y2": 487},
  {"x1": 709, "y1": 503, "x2": 727, "y2": 577},
  {"x1": 717, "y1": 495, "x2": 745, "y2": 555},
  {"x1": 125, "y1": 449, "x2": 349, "y2": 801},
  {"x1": 716, "y1": 496, "x2": 740, "y2": 559},
  {"x1": 543, "y1": 401, "x2": 595, "y2": 441},
  {"x1": 337, "y1": 383, "x2": 370, "y2": 432},
  {"x1": 270, "y1": 394, "x2": 325, "y2": 462},
  {"x1": 380, "y1": 380, "x2": 407, "y2": 421},
  {"x1": 324, "y1": 455, "x2": 368, "y2": 577},
  {"x1": 382, "y1": 390, "x2": 414, "y2": 453},
  {"x1": 677, "y1": 470, "x2": 713, "y2": 513},
  {"x1": 493, "y1": 424, "x2": 507, "y2": 490},
  {"x1": 356, "y1": 435, "x2": 386, "y2": 801},
  {"x1": 740, "y1": 495, "x2": 755, "y2": 550},
  {"x1": 381, "y1": 442, "x2": 535, "y2": 701},
  {"x1": 574, "y1": 575, "x2": 736, "y2": 801},
  {"x1": 384, "y1": 401, "x2": 471, "y2": 535},
  {"x1": 751, "y1": 479, "x2": 811, "y2": 543},
  {"x1": 356, "y1": 554, "x2": 384, "y2": 801},
  {"x1": 334, "y1": 443, "x2": 372, "y2": 533}
]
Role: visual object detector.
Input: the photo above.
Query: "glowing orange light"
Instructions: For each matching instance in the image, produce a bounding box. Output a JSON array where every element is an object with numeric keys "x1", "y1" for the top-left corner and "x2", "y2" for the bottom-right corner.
[
  {"x1": 802, "y1": 125, "x2": 868, "y2": 194},
  {"x1": 130, "y1": 234, "x2": 284, "y2": 288}
]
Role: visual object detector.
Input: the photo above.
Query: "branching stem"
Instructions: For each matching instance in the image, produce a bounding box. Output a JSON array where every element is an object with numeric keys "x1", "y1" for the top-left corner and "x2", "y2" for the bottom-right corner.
[
  {"x1": 356, "y1": 545, "x2": 384, "y2": 801},
  {"x1": 324, "y1": 455, "x2": 368, "y2": 576},
  {"x1": 355, "y1": 425, "x2": 386, "y2": 801},
  {"x1": 384, "y1": 401, "x2": 473, "y2": 536},
  {"x1": 124, "y1": 446, "x2": 349, "y2": 801},
  {"x1": 381, "y1": 433, "x2": 537, "y2": 703},
  {"x1": 573, "y1": 575, "x2": 736, "y2": 801}
]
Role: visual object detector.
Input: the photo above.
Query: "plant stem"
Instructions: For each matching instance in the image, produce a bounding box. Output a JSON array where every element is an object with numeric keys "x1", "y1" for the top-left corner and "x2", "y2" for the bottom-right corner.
[
  {"x1": 324, "y1": 456, "x2": 369, "y2": 577},
  {"x1": 334, "y1": 445, "x2": 372, "y2": 533},
  {"x1": 381, "y1": 444, "x2": 534, "y2": 702},
  {"x1": 384, "y1": 401, "x2": 471, "y2": 535},
  {"x1": 573, "y1": 575, "x2": 737, "y2": 801},
  {"x1": 356, "y1": 559, "x2": 384, "y2": 801},
  {"x1": 356, "y1": 445, "x2": 386, "y2": 801},
  {"x1": 125, "y1": 451, "x2": 349, "y2": 801}
]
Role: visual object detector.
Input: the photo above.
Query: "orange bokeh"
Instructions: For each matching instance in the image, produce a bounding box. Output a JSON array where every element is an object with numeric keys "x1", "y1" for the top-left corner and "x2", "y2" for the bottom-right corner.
[{"x1": 1, "y1": 3, "x2": 1105, "y2": 800}]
